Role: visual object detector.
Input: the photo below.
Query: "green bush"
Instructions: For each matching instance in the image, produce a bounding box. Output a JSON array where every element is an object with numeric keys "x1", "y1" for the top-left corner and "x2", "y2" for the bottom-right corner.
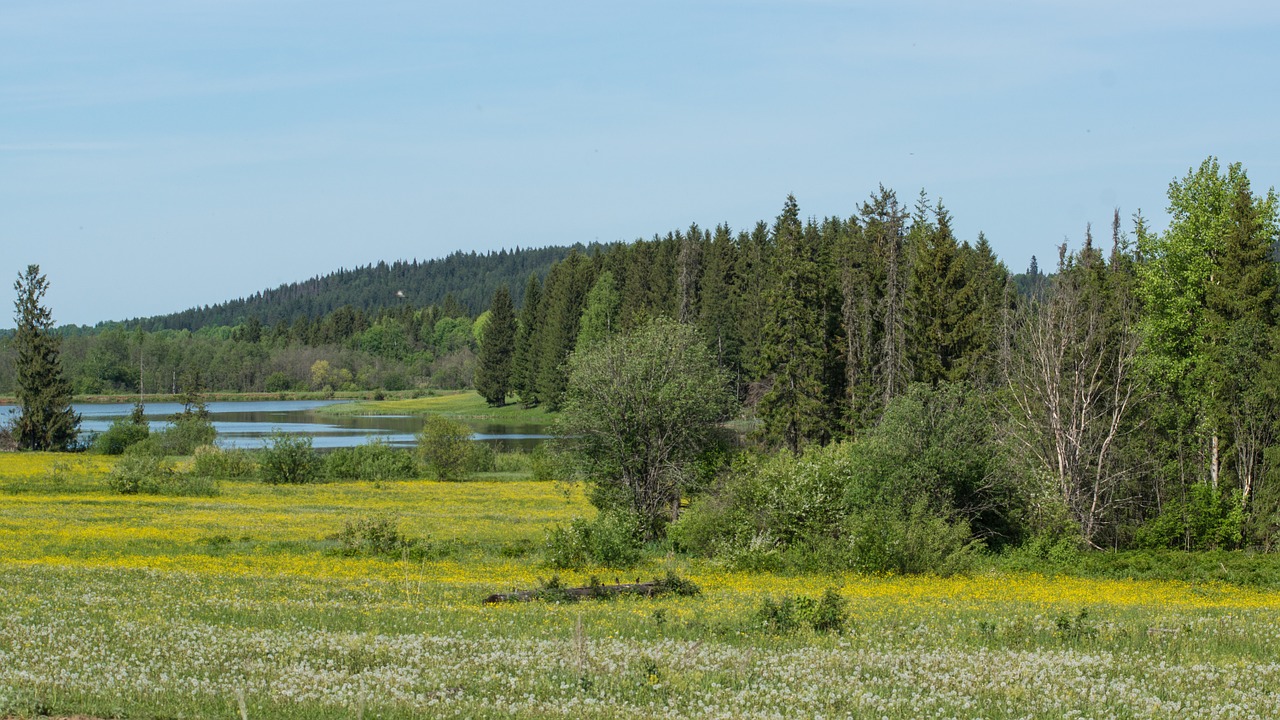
[
  {"x1": 150, "y1": 416, "x2": 217, "y2": 456},
  {"x1": 466, "y1": 442, "x2": 496, "y2": 473},
  {"x1": 324, "y1": 440, "x2": 419, "y2": 481},
  {"x1": 191, "y1": 444, "x2": 257, "y2": 479},
  {"x1": 492, "y1": 450, "x2": 533, "y2": 474},
  {"x1": 755, "y1": 588, "x2": 848, "y2": 634},
  {"x1": 545, "y1": 512, "x2": 643, "y2": 569},
  {"x1": 1135, "y1": 482, "x2": 1245, "y2": 551},
  {"x1": 417, "y1": 415, "x2": 475, "y2": 480},
  {"x1": 668, "y1": 445, "x2": 852, "y2": 560},
  {"x1": 332, "y1": 514, "x2": 430, "y2": 559},
  {"x1": 107, "y1": 453, "x2": 218, "y2": 497},
  {"x1": 93, "y1": 417, "x2": 150, "y2": 455},
  {"x1": 845, "y1": 498, "x2": 983, "y2": 576},
  {"x1": 530, "y1": 444, "x2": 562, "y2": 481},
  {"x1": 259, "y1": 432, "x2": 321, "y2": 485}
]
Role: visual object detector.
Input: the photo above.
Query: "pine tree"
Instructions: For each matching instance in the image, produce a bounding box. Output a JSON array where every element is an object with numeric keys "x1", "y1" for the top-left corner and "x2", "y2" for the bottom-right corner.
[
  {"x1": 475, "y1": 285, "x2": 517, "y2": 406},
  {"x1": 511, "y1": 274, "x2": 543, "y2": 407},
  {"x1": 758, "y1": 195, "x2": 829, "y2": 452},
  {"x1": 12, "y1": 265, "x2": 80, "y2": 451}
]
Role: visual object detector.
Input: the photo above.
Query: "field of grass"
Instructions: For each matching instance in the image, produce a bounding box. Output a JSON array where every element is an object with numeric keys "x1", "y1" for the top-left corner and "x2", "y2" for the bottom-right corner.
[
  {"x1": 321, "y1": 390, "x2": 553, "y2": 424},
  {"x1": 4, "y1": 453, "x2": 1280, "y2": 718}
]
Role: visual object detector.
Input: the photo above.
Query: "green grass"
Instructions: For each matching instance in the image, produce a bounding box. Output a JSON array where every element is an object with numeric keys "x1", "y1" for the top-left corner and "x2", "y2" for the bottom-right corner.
[
  {"x1": 321, "y1": 390, "x2": 553, "y2": 423},
  {"x1": 989, "y1": 545, "x2": 1280, "y2": 590},
  {"x1": 5, "y1": 454, "x2": 1280, "y2": 718}
]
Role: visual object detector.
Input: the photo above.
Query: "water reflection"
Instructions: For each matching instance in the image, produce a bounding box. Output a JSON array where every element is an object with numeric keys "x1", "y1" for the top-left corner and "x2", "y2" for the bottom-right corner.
[{"x1": 0, "y1": 400, "x2": 551, "y2": 451}]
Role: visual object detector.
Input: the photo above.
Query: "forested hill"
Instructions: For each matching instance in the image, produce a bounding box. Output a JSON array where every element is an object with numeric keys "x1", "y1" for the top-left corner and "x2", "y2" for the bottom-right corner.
[{"x1": 130, "y1": 246, "x2": 585, "y2": 331}]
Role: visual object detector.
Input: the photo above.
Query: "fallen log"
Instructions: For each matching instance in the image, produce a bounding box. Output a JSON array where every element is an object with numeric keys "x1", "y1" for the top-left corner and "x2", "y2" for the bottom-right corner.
[{"x1": 484, "y1": 581, "x2": 660, "y2": 604}]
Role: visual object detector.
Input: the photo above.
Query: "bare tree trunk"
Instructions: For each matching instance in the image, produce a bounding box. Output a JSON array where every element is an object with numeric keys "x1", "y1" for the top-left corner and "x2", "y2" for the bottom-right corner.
[{"x1": 1210, "y1": 433, "x2": 1220, "y2": 489}]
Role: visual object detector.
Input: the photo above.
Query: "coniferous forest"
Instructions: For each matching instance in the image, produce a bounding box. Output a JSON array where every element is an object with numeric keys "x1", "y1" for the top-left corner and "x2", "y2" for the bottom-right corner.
[{"x1": 3, "y1": 158, "x2": 1278, "y2": 553}]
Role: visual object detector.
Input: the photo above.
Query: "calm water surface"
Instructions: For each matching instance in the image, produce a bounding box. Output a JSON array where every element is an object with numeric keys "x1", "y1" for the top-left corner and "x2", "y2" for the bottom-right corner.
[{"x1": 0, "y1": 400, "x2": 551, "y2": 451}]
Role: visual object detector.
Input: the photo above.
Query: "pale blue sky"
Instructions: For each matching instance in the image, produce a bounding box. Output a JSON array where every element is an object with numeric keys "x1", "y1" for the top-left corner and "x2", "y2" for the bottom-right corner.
[{"x1": 3, "y1": 0, "x2": 1278, "y2": 326}]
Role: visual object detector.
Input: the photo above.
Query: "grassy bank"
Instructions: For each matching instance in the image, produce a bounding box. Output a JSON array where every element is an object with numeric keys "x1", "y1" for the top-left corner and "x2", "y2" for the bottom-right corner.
[
  {"x1": 0, "y1": 390, "x2": 422, "y2": 405},
  {"x1": 320, "y1": 390, "x2": 553, "y2": 424},
  {"x1": 3, "y1": 452, "x2": 1280, "y2": 718}
]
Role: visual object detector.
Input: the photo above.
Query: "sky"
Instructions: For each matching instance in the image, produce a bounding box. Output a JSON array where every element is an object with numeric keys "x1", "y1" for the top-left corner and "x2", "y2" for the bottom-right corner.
[{"x1": 3, "y1": 0, "x2": 1279, "y2": 327}]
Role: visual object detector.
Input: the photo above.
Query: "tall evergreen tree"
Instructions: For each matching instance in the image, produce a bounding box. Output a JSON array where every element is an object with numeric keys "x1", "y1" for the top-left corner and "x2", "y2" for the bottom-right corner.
[
  {"x1": 511, "y1": 274, "x2": 543, "y2": 407},
  {"x1": 475, "y1": 285, "x2": 517, "y2": 406},
  {"x1": 906, "y1": 202, "x2": 968, "y2": 385},
  {"x1": 952, "y1": 232, "x2": 1007, "y2": 386},
  {"x1": 536, "y1": 253, "x2": 594, "y2": 410},
  {"x1": 758, "y1": 195, "x2": 829, "y2": 452},
  {"x1": 697, "y1": 223, "x2": 742, "y2": 375},
  {"x1": 12, "y1": 265, "x2": 80, "y2": 451},
  {"x1": 734, "y1": 221, "x2": 773, "y2": 384}
]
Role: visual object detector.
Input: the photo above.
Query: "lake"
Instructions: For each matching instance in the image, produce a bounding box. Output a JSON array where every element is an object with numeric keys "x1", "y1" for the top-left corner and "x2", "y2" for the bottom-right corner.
[{"x1": 0, "y1": 400, "x2": 551, "y2": 451}]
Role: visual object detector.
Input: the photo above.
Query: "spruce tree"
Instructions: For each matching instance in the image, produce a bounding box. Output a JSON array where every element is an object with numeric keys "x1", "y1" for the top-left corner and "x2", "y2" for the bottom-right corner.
[
  {"x1": 758, "y1": 195, "x2": 829, "y2": 452},
  {"x1": 697, "y1": 223, "x2": 742, "y2": 377},
  {"x1": 12, "y1": 265, "x2": 80, "y2": 451},
  {"x1": 511, "y1": 274, "x2": 543, "y2": 407},
  {"x1": 475, "y1": 285, "x2": 517, "y2": 406},
  {"x1": 906, "y1": 202, "x2": 967, "y2": 385},
  {"x1": 734, "y1": 221, "x2": 773, "y2": 383},
  {"x1": 951, "y1": 232, "x2": 1007, "y2": 386},
  {"x1": 535, "y1": 253, "x2": 593, "y2": 411}
]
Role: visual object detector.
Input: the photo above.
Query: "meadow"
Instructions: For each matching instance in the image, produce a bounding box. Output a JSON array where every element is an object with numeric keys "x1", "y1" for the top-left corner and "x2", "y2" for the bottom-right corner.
[
  {"x1": 3, "y1": 453, "x2": 1280, "y2": 719},
  {"x1": 320, "y1": 391, "x2": 552, "y2": 424}
]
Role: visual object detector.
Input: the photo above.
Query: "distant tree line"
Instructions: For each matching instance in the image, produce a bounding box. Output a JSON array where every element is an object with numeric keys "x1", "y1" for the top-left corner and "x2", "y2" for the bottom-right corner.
[{"x1": 125, "y1": 246, "x2": 577, "y2": 331}]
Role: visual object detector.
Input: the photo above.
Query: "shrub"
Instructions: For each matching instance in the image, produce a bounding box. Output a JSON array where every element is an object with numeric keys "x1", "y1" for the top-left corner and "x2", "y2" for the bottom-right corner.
[
  {"x1": 755, "y1": 588, "x2": 848, "y2": 634},
  {"x1": 107, "y1": 452, "x2": 169, "y2": 494},
  {"x1": 107, "y1": 452, "x2": 218, "y2": 497},
  {"x1": 466, "y1": 442, "x2": 496, "y2": 473},
  {"x1": 1135, "y1": 482, "x2": 1245, "y2": 551},
  {"x1": 191, "y1": 444, "x2": 257, "y2": 479},
  {"x1": 417, "y1": 415, "x2": 475, "y2": 480},
  {"x1": 93, "y1": 417, "x2": 150, "y2": 455},
  {"x1": 651, "y1": 570, "x2": 701, "y2": 597},
  {"x1": 845, "y1": 498, "x2": 983, "y2": 576},
  {"x1": 545, "y1": 512, "x2": 643, "y2": 569},
  {"x1": 333, "y1": 514, "x2": 430, "y2": 559},
  {"x1": 324, "y1": 440, "x2": 418, "y2": 481},
  {"x1": 259, "y1": 432, "x2": 321, "y2": 485},
  {"x1": 150, "y1": 416, "x2": 217, "y2": 456},
  {"x1": 668, "y1": 445, "x2": 852, "y2": 560},
  {"x1": 530, "y1": 444, "x2": 564, "y2": 481},
  {"x1": 492, "y1": 450, "x2": 533, "y2": 474}
]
